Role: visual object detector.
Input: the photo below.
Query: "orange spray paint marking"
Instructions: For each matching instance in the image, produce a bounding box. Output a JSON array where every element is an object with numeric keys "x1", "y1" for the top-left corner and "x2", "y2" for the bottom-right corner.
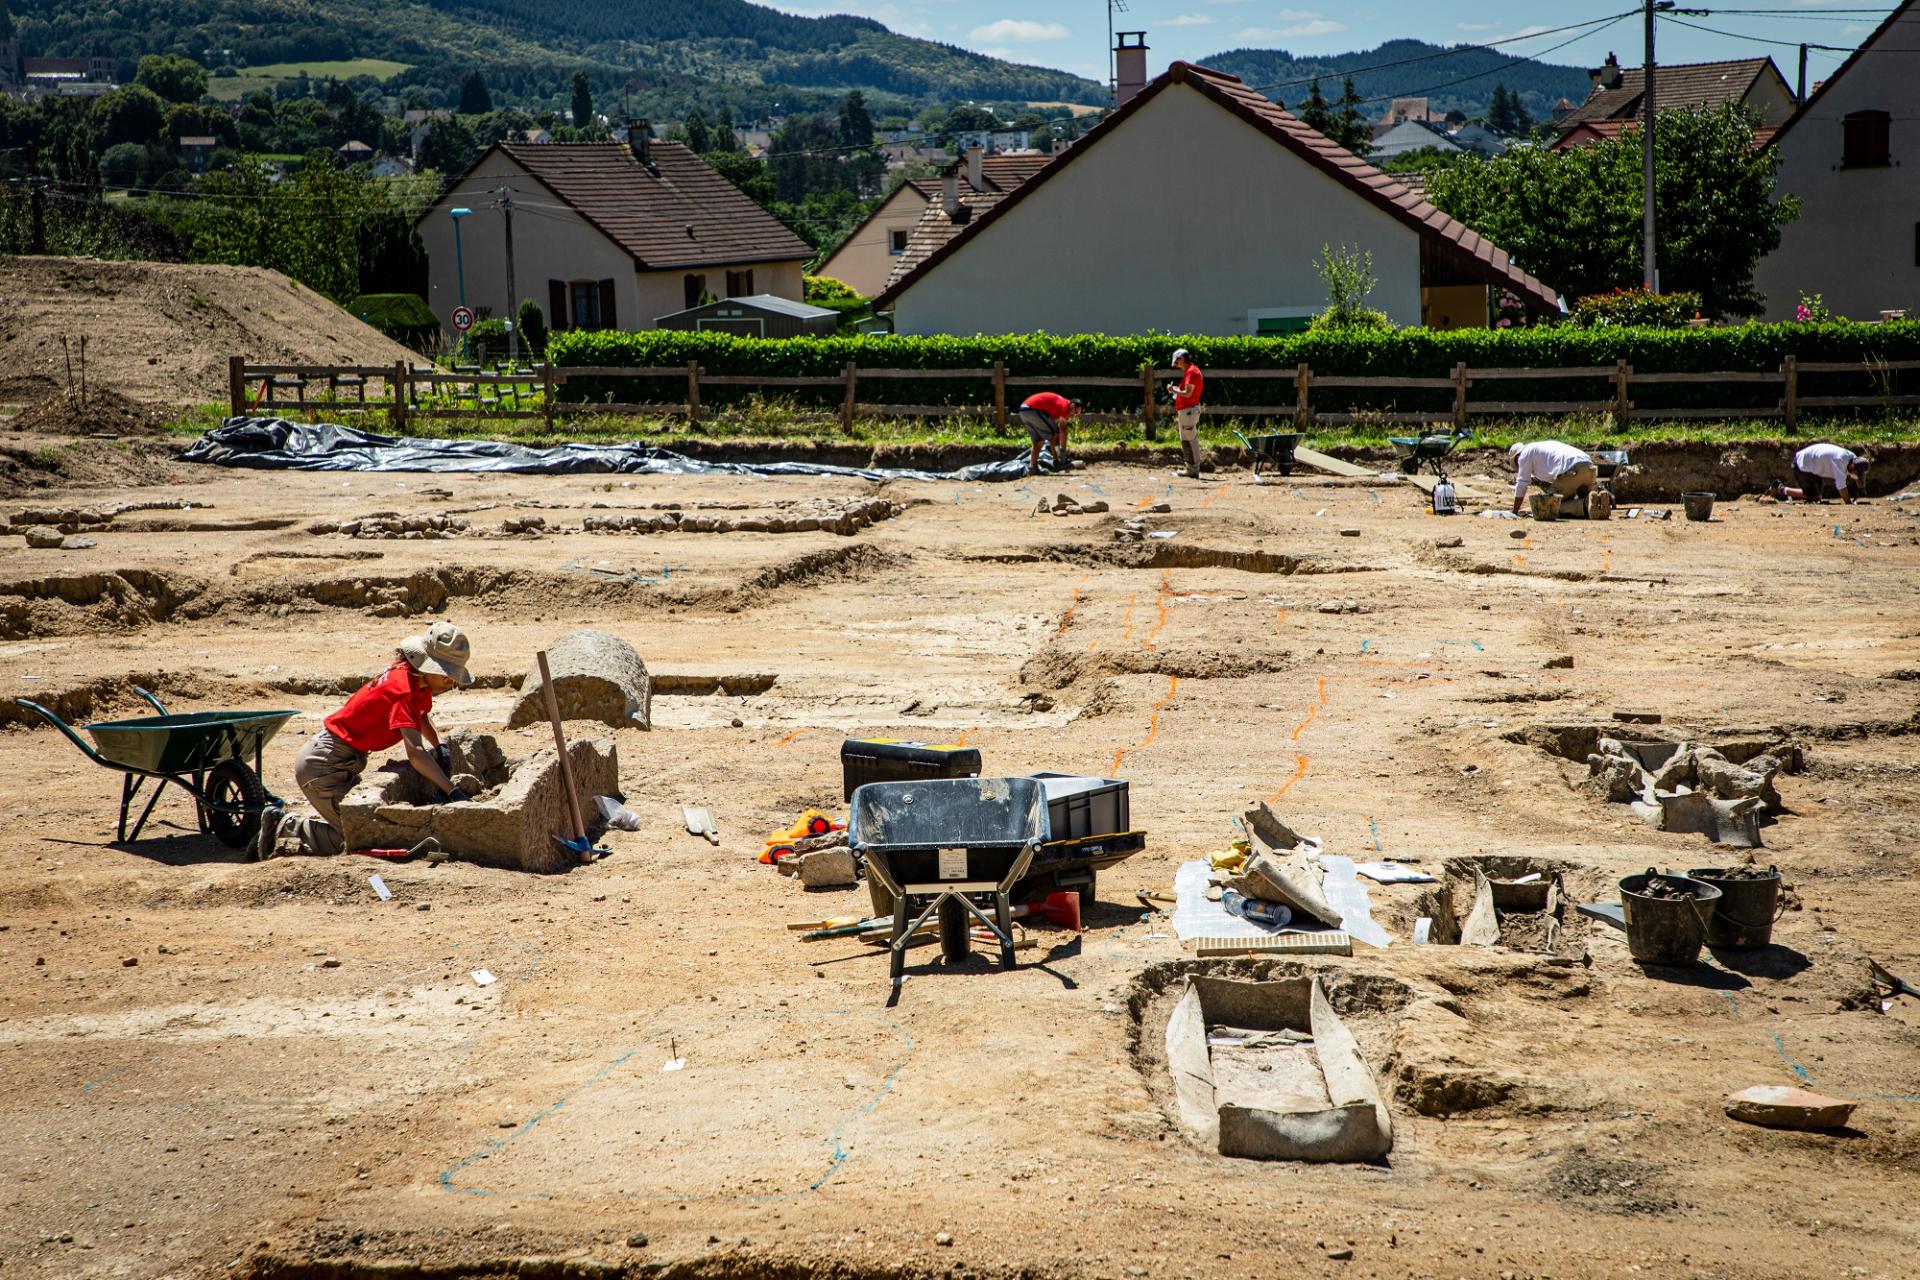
[
  {"x1": 1111, "y1": 676, "x2": 1178, "y2": 776},
  {"x1": 1513, "y1": 554, "x2": 1526, "y2": 565},
  {"x1": 1291, "y1": 702, "x2": 1319, "y2": 741},
  {"x1": 1142, "y1": 570, "x2": 1172, "y2": 650},
  {"x1": 1275, "y1": 606, "x2": 1287, "y2": 630},
  {"x1": 956, "y1": 727, "x2": 977, "y2": 747},
  {"x1": 1266, "y1": 754, "x2": 1309, "y2": 804},
  {"x1": 1119, "y1": 591, "x2": 1140, "y2": 644},
  {"x1": 1057, "y1": 575, "x2": 1088, "y2": 636},
  {"x1": 1133, "y1": 495, "x2": 1159, "y2": 511},
  {"x1": 1200, "y1": 485, "x2": 1227, "y2": 509},
  {"x1": 1317, "y1": 676, "x2": 1328, "y2": 706},
  {"x1": 773, "y1": 730, "x2": 804, "y2": 748}
]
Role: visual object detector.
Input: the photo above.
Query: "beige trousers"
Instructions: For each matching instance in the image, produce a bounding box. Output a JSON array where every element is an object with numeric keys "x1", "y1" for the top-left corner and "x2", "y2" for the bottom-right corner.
[
  {"x1": 287, "y1": 729, "x2": 366, "y2": 855},
  {"x1": 1176, "y1": 406, "x2": 1202, "y2": 476}
]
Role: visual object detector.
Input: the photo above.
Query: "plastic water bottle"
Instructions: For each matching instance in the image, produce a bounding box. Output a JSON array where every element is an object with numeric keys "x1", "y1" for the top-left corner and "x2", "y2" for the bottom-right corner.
[
  {"x1": 1222, "y1": 889, "x2": 1292, "y2": 929},
  {"x1": 1431, "y1": 479, "x2": 1457, "y2": 515}
]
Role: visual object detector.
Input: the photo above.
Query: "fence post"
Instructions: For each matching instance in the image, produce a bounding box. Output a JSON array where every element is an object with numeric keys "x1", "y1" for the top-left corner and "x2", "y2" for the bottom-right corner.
[
  {"x1": 1451, "y1": 362, "x2": 1468, "y2": 428},
  {"x1": 992, "y1": 360, "x2": 1007, "y2": 432},
  {"x1": 840, "y1": 362, "x2": 858, "y2": 434},
  {"x1": 686, "y1": 361, "x2": 702, "y2": 428},
  {"x1": 228, "y1": 355, "x2": 246, "y2": 418},
  {"x1": 1614, "y1": 359, "x2": 1631, "y2": 422},
  {"x1": 1781, "y1": 355, "x2": 1798, "y2": 433},
  {"x1": 542, "y1": 360, "x2": 556, "y2": 432},
  {"x1": 392, "y1": 362, "x2": 409, "y2": 433},
  {"x1": 1295, "y1": 363, "x2": 1312, "y2": 429},
  {"x1": 1142, "y1": 364, "x2": 1158, "y2": 440}
]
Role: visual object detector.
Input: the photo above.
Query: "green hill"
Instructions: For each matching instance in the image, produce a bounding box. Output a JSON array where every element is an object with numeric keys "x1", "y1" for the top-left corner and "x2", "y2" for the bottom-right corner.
[
  {"x1": 3, "y1": 0, "x2": 1107, "y2": 114},
  {"x1": 1199, "y1": 40, "x2": 1594, "y2": 122}
]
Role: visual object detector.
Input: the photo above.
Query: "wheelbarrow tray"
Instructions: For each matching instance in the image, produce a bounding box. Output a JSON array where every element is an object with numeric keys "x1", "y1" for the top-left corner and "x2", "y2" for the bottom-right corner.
[
  {"x1": 851, "y1": 776, "x2": 1052, "y2": 887},
  {"x1": 1388, "y1": 435, "x2": 1462, "y2": 460},
  {"x1": 84, "y1": 709, "x2": 297, "y2": 775}
]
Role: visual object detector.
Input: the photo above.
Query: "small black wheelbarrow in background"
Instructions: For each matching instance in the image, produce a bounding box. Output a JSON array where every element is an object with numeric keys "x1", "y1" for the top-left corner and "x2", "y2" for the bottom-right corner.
[
  {"x1": 1232, "y1": 430, "x2": 1303, "y2": 477},
  {"x1": 1389, "y1": 426, "x2": 1475, "y2": 480},
  {"x1": 15, "y1": 687, "x2": 296, "y2": 851}
]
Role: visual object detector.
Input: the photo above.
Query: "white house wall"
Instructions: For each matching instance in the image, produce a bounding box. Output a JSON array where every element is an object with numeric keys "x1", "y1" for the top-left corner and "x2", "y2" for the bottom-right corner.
[
  {"x1": 420, "y1": 151, "x2": 638, "y2": 336},
  {"x1": 1753, "y1": 22, "x2": 1920, "y2": 320},
  {"x1": 890, "y1": 84, "x2": 1423, "y2": 336}
]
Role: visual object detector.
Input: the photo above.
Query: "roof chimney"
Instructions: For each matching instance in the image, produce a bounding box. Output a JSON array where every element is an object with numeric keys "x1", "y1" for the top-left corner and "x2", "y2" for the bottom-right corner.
[
  {"x1": 1590, "y1": 52, "x2": 1622, "y2": 92},
  {"x1": 628, "y1": 117, "x2": 655, "y2": 171},
  {"x1": 965, "y1": 145, "x2": 984, "y2": 191},
  {"x1": 1116, "y1": 32, "x2": 1149, "y2": 108},
  {"x1": 942, "y1": 170, "x2": 961, "y2": 220}
]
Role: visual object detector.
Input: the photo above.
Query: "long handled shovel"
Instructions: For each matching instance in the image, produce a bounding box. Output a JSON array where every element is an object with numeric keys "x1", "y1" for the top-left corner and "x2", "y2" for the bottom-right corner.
[{"x1": 536, "y1": 650, "x2": 596, "y2": 862}]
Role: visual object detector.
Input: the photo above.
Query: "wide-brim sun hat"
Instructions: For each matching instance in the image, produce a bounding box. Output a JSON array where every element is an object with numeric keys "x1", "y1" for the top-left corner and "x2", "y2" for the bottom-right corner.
[{"x1": 400, "y1": 621, "x2": 474, "y2": 686}]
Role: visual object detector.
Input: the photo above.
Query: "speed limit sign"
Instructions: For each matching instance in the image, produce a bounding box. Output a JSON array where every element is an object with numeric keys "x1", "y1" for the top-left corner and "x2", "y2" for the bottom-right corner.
[{"x1": 451, "y1": 305, "x2": 474, "y2": 332}]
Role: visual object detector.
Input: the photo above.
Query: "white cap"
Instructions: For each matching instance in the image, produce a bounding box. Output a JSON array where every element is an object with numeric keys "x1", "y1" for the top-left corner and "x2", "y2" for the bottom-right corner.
[{"x1": 1171, "y1": 348, "x2": 1189, "y2": 363}]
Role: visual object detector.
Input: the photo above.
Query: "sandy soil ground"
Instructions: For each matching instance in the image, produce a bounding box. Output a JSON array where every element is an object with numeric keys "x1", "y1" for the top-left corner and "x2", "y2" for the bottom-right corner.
[
  {"x1": 0, "y1": 256, "x2": 420, "y2": 408},
  {"x1": 1, "y1": 444, "x2": 1918, "y2": 1280}
]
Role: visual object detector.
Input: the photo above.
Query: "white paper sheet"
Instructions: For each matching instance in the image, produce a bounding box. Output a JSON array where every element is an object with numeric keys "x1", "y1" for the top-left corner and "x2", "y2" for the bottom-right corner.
[{"x1": 1318, "y1": 855, "x2": 1393, "y2": 948}]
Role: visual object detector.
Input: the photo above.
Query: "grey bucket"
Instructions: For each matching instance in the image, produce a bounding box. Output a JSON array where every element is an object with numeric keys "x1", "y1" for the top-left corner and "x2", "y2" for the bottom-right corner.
[
  {"x1": 1686, "y1": 866, "x2": 1784, "y2": 950},
  {"x1": 1682, "y1": 492, "x2": 1715, "y2": 522},
  {"x1": 1618, "y1": 869, "x2": 1722, "y2": 965}
]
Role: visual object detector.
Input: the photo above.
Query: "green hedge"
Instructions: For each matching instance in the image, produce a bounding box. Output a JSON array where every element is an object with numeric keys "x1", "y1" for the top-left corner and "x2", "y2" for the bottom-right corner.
[
  {"x1": 548, "y1": 323, "x2": 1920, "y2": 419},
  {"x1": 349, "y1": 293, "x2": 439, "y2": 351}
]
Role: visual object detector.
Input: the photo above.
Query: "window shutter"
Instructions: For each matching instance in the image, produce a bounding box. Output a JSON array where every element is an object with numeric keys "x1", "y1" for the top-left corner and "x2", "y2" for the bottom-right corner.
[
  {"x1": 597, "y1": 279, "x2": 617, "y2": 331},
  {"x1": 1843, "y1": 111, "x2": 1891, "y2": 168},
  {"x1": 548, "y1": 280, "x2": 567, "y2": 331}
]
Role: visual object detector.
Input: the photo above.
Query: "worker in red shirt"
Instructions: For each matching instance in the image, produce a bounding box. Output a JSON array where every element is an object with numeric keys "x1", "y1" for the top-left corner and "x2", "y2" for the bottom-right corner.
[
  {"x1": 1168, "y1": 348, "x2": 1205, "y2": 479},
  {"x1": 1018, "y1": 390, "x2": 1080, "y2": 476},
  {"x1": 256, "y1": 622, "x2": 475, "y2": 858}
]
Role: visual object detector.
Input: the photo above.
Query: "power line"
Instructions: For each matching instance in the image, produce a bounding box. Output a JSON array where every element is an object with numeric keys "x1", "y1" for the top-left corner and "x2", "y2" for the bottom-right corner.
[
  {"x1": 1344, "y1": 15, "x2": 1640, "y2": 108},
  {"x1": 1660, "y1": 15, "x2": 1855, "y2": 53}
]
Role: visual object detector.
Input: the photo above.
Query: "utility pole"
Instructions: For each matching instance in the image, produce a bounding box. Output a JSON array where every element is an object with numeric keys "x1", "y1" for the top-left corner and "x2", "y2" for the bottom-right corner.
[
  {"x1": 1642, "y1": 0, "x2": 1661, "y2": 292},
  {"x1": 493, "y1": 185, "x2": 519, "y2": 365}
]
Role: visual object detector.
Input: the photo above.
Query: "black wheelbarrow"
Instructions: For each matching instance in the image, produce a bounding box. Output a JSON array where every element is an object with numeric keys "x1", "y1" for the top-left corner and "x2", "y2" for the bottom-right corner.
[
  {"x1": 849, "y1": 776, "x2": 1049, "y2": 990},
  {"x1": 1389, "y1": 426, "x2": 1474, "y2": 480},
  {"x1": 16, "y1": 687, "x2": 296, "y2": 851},
  {"x1": 1233, "y1": 430, "x2": 1302, "y2": 476}
]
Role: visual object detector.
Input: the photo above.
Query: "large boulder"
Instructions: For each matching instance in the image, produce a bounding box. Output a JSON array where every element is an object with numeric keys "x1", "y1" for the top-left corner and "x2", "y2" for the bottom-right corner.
[{"x1": 508, "y1": 629, "x2": 651, "y2": 731}]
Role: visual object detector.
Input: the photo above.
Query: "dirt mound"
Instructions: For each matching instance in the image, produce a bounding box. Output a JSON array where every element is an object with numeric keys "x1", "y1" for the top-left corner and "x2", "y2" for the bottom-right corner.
[
  {"x1": 0, "y1": 255, "x2": 420, "y2": 407},
  {"x1": 0, "y1": 435, "x2": 189, "y2": 496},
  {"x1": 9, "y1": 387, "x2": 165, "y2": 436},
  {"x1": 1021, "y1": 643, "x2": 1292, "y2": 690}
]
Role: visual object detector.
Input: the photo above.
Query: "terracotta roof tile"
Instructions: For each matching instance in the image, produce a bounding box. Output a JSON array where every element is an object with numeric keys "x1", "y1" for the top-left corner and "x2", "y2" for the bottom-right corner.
[
  {"x1": 1561, "y1": 57, "x2": 1776, "y2": 126},
  {"x1": 875, "y1": 63, "x2": 1561, "y2": 314},
  {"x1": 884, "y1": 190, "x2": 1008, "y2": 291},
  {"x1": 494, "y1": 141, "x2": 810, "y2": 270}
]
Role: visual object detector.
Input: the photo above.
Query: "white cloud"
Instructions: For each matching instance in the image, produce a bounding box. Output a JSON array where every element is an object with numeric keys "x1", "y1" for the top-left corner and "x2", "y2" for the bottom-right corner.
[
  {"x1": 1164, "y1": 13, "x2": 1216, "y2": 27},
  {"x1": 968, "y1": 19, "x2": 1070, "y2": 43},
  {"x1": 1236, "y1": 19, "x2": 1346, "y2": 41},
  {"x1": 1456, "y1": 22, "x2": 1499, "y2": 33}
]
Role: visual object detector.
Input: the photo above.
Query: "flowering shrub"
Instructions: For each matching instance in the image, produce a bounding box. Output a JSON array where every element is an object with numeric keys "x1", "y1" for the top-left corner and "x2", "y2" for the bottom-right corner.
[
  {"x1": 1794, "y1": 292, "x2": 1833, "y2": 323},
  {"x1": 1569, "y1": 287, "x2": 1705, "y2": 329}
]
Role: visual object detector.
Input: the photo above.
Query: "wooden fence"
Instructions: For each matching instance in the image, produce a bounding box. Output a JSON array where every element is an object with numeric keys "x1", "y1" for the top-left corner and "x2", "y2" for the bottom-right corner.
[{"x1": 228, "y1": 354, "x2": 1920, "y2": 435}]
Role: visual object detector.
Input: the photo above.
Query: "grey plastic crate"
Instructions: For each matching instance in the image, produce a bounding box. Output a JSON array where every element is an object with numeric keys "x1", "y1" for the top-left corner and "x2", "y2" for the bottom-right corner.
[{"x1": 1030, "y1": 772, "x2": 1130, "y2": 841}]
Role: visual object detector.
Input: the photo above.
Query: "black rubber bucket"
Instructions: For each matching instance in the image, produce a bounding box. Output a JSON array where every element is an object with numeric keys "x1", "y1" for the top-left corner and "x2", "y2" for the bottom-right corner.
[
  {"x1": 1618, "y1": 868, "x2": 1722, "y2": 965},
  {"x1": 1682, "y1": 492, "x2": 1715, "y2": 522},
  {"x1": 1687, "y1": 866, "x2": 1783, "y2": 950}
]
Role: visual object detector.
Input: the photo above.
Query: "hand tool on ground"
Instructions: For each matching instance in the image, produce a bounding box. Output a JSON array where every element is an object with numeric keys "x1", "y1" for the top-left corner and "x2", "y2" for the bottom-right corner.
[
  {"x1": 682, "y1": 805, "x2": 720, "y2": 845},
  {"x1": 788, "y1": 914, "x2": 865, "y2": 932},
  {"x1": 1135, "y1": 888, "x2": 1177, "y2": 908},
  {"x1": 536, "y1": 650, "x2": 595, "y2": 862},
  {"x1": 1870, "y1": 958, "x2": 1920, "y2": 1001}
]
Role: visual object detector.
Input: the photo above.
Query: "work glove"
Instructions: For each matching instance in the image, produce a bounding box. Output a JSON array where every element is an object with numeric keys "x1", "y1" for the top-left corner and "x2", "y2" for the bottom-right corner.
[
  {"x1": 434, "y1": 744, "x2": 452, "y2": 776},
  {"x1": 444, "y1": 786, "x2": 471, "y2": 804}
]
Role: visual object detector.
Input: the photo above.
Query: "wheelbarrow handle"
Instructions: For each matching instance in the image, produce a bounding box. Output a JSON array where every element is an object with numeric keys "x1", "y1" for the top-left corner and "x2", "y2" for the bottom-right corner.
[
  {"x1": 131, "y1": 686, "x2": 170, "y2": 716},
  {"x1": 12, "y1": 698, "x2": 117, "y2": 769}
]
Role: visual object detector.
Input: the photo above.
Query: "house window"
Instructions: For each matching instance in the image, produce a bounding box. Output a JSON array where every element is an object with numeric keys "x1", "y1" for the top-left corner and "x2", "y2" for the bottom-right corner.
[
  {"x1": 570, "y1": 282, "x2": 602, "y2": 330},
  {"x1": 1842, "y1": 110, "x2": 1890, "y2": 168},
  {"x1": 725, "y1": 269, "x2": 754, "y2": 297},
  {"x1": 889, "y1": 229, "x2": 910, "y2": 255},
  {"x1": 683, "y1": 273, "x2": 707, "y2": 309}
]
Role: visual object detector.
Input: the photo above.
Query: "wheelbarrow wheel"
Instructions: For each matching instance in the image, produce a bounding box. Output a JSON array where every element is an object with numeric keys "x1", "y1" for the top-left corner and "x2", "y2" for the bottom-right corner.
[
  {"x1": 204, "y1": 760, "x2": 265, "y2": 850},
  {"x1": 938, "y1": 896, "x2": 972, "y2": 963}
]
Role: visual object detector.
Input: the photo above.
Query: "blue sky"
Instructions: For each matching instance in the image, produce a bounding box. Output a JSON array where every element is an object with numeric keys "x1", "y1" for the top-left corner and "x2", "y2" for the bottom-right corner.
[{"x1": 765, "y1": 1, "x2": 1894, "y2": 86}]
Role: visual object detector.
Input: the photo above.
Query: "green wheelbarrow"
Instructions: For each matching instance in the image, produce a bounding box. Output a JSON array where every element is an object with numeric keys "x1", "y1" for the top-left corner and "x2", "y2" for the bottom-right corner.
[
  {"x1": 1232, "y1": 430, "x2": 1303, "y2": 476},
  {"x1": 17, "y1": 687, "x2": 296, "y2": 851}
]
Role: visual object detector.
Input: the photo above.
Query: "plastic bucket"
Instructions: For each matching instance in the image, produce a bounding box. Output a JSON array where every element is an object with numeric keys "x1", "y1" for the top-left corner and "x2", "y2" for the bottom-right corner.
[
  {"x1": 1682, "y1": 492, "x2": 1715, "y2": 522},
  {"x1": 1686, "y1": 866, "x2": 1783, "y2": 950},
  {"x1": 1618, "y1": 869, "x2": 1722, "y2": 965},
  {"x1": 1528, "y1": 492, "x2": 1561, "y2": 521}
]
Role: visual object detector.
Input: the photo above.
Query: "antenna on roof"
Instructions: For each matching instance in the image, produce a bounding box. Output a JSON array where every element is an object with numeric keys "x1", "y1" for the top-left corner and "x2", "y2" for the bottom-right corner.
[{"x1": 1107, "y1": 0, "x2": 1130, "y2": 108}]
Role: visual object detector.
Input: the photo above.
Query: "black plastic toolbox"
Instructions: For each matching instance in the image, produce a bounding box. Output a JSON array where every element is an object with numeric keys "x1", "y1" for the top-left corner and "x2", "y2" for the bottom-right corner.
[
  {"x1": 840, "y1": 738, "x2": 982, "y2": 800},
  {"x1": 1030, "y1": 772, "x2": 1130, "y2": 840}
]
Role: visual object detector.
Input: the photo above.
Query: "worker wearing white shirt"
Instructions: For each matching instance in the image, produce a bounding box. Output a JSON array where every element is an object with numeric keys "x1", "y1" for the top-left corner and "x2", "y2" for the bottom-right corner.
[
  {"x1": 1780, "y1": 443, "x2": 1869, "y2": 504},
  {"x1": 1507, "y1": 440, "x2": 1598, "y2": 516}
]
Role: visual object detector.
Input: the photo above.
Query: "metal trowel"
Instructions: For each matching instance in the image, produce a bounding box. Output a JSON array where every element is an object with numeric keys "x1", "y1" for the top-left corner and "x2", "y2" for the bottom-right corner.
[{"x1": 682, "y1": 806, "x2": 720, "y2": 845}]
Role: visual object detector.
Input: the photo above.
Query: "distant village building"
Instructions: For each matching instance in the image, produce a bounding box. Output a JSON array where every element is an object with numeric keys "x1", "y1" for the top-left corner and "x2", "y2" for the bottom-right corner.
[
  {"x1": 0, "y1": 38, "x2": 117, "y2": 99},
  {"x1": 818, "y1": 147, "x2": 1048, "y2": 297},
  {"x1": 417, "y1": 135, "x2": 810, "y2": 340},
  {"x1": 1754, "y1": 0, "x2": 1920, "y2": 320},
  {"x1": 1553, "y1": 52, "x2": 1795, "y2": 150},
  {"x1": 177, "y1": 135, "x2": 219, "y2": 173},
  {"x1": 873, "y1": 62, "x2": 1558, "y2": 335},
  {"x1": 1368, "y1": 120, "x2": 1461, "y2": 160},
  {"x1": 655, "y1": 293, "x2": 839, "y2": 337}
]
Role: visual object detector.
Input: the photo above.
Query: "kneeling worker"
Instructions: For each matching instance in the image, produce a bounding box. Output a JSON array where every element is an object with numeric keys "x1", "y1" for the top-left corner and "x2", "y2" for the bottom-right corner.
[
  {"x1": 1779, "y1": 442, "x2": 1869, "y2": 503},
  {"x1": 1509, "y1": 439, "x2": 1597, "y2": 516},
  {"x1": 257, "y1": 622, "x2": 475, "y2": 857},
  {"x1": 1018, "y1": 390, "x2": 1079, "y2": 475}
]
